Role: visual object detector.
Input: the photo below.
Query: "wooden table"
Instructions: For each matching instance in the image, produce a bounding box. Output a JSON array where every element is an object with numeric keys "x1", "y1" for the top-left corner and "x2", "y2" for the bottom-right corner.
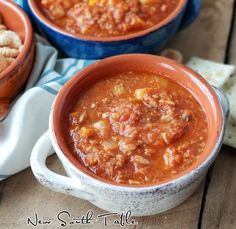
[{"x1": 1, "y1": 0, "x2": 236, "y2": 228}]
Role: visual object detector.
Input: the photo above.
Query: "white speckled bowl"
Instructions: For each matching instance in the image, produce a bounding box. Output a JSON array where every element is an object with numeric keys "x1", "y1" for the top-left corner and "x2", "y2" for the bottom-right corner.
[{"x1": 31, "y1": 55, "x2": 229, "y2": 216}]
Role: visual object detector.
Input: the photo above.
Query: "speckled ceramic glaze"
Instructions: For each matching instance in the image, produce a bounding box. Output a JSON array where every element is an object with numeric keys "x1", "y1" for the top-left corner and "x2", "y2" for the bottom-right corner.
[
  {"x1": 26, "y1": 0, "x2": 201, "y2": 59},
  {"x1": 31, "y1": 55, "x2": 228, "y2": 216},
  {"x1": 0, "y1": 0, "x2": 35, "y2": 103}
]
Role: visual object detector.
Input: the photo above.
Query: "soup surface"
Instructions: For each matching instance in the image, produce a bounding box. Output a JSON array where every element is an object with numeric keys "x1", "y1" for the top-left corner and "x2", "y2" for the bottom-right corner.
[
  {"x1": 40, "y1": 0, "x2": 180, "y2": 37},
  {"x1": 67, "y1": 72, "x2": 208, "y2": 185}
]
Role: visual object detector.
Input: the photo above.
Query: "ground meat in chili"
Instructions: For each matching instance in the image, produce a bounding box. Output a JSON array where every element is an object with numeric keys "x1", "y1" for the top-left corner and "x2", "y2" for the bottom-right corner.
[
  {"x1": 67, "y1": 71, "x2": 208, "y2": 185},
  {"x1": 40, "y1": 0, "x2": 180, "y2": 37}
]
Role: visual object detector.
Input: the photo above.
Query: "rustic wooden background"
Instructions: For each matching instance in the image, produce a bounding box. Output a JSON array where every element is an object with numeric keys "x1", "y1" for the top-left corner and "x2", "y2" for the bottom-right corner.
[{"x1": 0, "y1": 0, "x2": 236, "y2": 228}]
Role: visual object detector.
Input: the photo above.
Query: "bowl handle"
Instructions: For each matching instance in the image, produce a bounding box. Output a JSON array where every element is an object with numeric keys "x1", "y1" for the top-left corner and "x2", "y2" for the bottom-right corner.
[
  {"x1": 30, "y1": 131, "x2": 95, "y2": 201},
  {"x1": 179, "y1": 0, "x2": 202, "y2": 30},
  {"x1": 212, "y1": 87, "x2": 230, "y2": 118}
]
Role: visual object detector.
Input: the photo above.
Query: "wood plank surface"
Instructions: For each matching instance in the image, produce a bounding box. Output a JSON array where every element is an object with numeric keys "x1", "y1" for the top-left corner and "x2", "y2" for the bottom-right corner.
[
  {"x1": 201, "y1": 5, "x2": 236, "y2": 228},
  {"x1": 167, "y1": 0, "x2": 235, "y2": 62},
  {"x1": 0, "y1": 0, "x2": 235, "y2": 228},
  {"x1": 0, "y1": 156, "x2": 205, "y2": 229},
  {"x1": 201, "y1": 147, "x2": 236, "y2": 229}
]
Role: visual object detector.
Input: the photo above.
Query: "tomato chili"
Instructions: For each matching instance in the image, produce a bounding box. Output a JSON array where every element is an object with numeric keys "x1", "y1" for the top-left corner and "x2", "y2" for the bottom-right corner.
[
  {"x1": 67, "y1": 71, "x2": 208, "y2": 185},
  {"x1": 40, "y1": 0, "x2": 180, "y2": 37}
]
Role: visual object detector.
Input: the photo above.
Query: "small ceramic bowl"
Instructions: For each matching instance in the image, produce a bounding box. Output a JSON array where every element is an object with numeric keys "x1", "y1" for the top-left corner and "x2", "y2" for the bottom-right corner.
[
  {"x1": 27, "y1": 0, "x2": 201, "y2": 59},
  {"x1": 31, "y1": 54, "x2": 229, "y2": 216},
  {"x1": 0, "y1": 0, "x2": 35, "y2": 103}
]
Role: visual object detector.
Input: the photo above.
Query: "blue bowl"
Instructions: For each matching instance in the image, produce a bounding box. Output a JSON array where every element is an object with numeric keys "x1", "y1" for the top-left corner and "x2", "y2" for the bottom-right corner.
[{"x1": 24, "y1": 0, "x2": 201, "y2": 59}]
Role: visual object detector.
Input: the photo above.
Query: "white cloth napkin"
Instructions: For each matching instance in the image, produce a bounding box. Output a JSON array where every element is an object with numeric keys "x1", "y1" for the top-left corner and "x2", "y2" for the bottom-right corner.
[{"x1": 0, "y1": 36, "x2": 95, "y2": 180}]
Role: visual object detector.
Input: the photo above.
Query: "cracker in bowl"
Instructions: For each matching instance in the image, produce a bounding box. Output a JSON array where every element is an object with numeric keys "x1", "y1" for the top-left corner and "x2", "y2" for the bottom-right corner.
[{"x1": 0, "y1": 13, "x2": 23, "y2": 74}]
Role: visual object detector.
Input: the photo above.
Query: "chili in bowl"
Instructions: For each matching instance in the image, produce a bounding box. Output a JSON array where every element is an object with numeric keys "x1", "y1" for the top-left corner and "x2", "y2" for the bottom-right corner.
[
  {"x1": 28, "y1": 0, "x2": 201, "y2": 58},
  {"x1": 31, "y1": 54, "x2": 228, "y2": 216}
]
